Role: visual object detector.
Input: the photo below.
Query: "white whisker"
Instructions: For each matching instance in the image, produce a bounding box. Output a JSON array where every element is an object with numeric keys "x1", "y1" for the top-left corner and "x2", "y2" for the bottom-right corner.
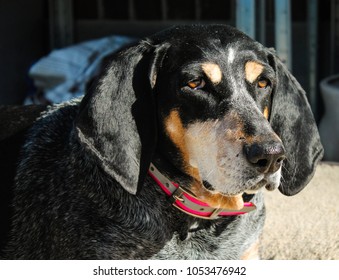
[{"x1": 206, "y1": 169, "x2": 215, "y2": 179}]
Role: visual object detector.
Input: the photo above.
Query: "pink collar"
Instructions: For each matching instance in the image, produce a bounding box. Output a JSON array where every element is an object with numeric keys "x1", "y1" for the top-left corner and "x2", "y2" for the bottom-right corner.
[{"x1": 148, "y1": 163, "x2": 256, "y2": 220}]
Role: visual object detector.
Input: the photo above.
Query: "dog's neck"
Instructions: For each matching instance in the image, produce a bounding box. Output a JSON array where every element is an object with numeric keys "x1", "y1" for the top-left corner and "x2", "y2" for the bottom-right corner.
[{"x1": 148, "y1": 157, "x2": 256, "y2": 220}]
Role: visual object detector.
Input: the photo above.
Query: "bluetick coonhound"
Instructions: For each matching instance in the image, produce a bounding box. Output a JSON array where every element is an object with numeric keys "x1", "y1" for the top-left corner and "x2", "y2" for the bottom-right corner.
[{"x1": 1, "y1": 25, "x2": 323, "y2": 259}]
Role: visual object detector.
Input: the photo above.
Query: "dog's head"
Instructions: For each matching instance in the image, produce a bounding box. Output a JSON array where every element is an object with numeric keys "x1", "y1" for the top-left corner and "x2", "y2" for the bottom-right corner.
[{"x1": 76, "y1": 25, "x2": 323, "y2": 208}]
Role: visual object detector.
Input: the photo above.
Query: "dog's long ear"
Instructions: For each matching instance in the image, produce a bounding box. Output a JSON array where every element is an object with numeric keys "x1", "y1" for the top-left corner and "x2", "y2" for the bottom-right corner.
[
  {"x1": 268, "y1": 52, "x2": 324, "y2": 196},
  {"x1": 75, "y1": 41, "x2": 169, "y2": 195}
]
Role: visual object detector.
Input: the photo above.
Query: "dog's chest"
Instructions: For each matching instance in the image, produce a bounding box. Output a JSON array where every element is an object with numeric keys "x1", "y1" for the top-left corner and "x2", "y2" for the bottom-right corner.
[
  {"x1": 150, "y1": 193, "x2": 265, "y2": 260},
  {"x1": 151, "y1": 220, "x2": 255, "y2": 260}
]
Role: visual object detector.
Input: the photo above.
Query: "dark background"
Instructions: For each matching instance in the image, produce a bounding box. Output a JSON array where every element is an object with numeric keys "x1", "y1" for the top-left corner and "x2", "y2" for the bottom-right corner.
[{"x1": 0, "y1": 0, "x2": 337, "y2": 122}]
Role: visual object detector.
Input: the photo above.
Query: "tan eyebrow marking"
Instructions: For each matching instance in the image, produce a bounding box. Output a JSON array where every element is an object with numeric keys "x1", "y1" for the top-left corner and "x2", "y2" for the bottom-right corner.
[
  {"x1": 202, "y1": 63, "x2": 222, "y2": 84},
  {"x1": 245, "y1": 61, "x2": 264, "y2": 83}
]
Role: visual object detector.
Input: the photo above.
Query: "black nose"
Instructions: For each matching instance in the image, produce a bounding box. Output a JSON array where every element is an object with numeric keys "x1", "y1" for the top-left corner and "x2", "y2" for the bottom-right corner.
[{"x1": 244, "y1": 141, "x2": 286, "y2": 173}]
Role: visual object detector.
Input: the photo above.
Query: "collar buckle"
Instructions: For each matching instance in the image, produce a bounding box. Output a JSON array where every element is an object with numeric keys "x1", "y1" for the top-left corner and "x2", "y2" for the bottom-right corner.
[{"x1": 169, "y1": 186, "x2": 185, "y2": 204}]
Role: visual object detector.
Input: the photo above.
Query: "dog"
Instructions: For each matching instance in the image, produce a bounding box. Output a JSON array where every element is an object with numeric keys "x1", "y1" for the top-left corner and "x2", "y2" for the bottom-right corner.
[{"x1": 2, "y1": 25, "x2": 323, "y2": 259}]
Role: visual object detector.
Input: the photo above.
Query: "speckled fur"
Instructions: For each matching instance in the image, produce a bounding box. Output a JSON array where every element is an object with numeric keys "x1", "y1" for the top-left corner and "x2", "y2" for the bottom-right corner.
[
  {"x1": 2, "y1": 25, "x2": 322, "y2": 259},
  {"x1": 3, "y1": 101, "x2": 264, "y2": 259}
]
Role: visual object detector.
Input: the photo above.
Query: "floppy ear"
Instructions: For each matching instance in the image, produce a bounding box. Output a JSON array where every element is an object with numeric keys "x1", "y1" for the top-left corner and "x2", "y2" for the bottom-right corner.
[
  {"x1": 268, "y1": 52, "x2": 324, "y2": 196},
  {"x1": 75, "y1": 41, "x2": 168, "y2": 194}
]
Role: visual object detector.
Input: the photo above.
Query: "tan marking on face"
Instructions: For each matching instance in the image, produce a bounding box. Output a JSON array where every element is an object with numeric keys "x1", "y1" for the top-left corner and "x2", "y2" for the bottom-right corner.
[
  {"x1": 263, "y1": 106, "x2": 269, "y2": 119},
  {"x1": 165, "y1": 110, "x2": 188, "y2": 164},
  {"x1": 245, "y1": 61, "x2": 264, "y2": 83},
  {"x1": 202, "y1": 63, "x2": 222, "y2": 84},
  {"x1": 165, "y1": 110, "x2": 244, "y2": 210},
  {"x1": 165, "y1": 110, "x2": 201, "y2": 181}
]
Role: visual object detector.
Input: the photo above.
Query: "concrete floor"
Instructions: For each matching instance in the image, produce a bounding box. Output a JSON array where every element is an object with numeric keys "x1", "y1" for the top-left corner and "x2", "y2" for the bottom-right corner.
[{"x1": 261, "y1": 162, "x2": 339, "y2": 260}]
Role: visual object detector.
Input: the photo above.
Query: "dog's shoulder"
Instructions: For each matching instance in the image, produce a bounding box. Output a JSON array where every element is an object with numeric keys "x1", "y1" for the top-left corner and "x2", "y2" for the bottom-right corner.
[
  {"x1": 6, "y1": 101, "x2": 175, "y2": 259},
  {"x1": 14, "y1": 99, "x2": 82, "y2": 187}
]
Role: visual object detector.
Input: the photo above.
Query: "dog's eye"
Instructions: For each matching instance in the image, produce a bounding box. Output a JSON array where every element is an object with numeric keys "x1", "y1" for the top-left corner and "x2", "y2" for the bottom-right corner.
[
  {"x1": 187, "y1": 78, "x2": 206, "y2": 90},
  {"x1": 257, "y1": 78, "x2": 270, "y2": 89}
]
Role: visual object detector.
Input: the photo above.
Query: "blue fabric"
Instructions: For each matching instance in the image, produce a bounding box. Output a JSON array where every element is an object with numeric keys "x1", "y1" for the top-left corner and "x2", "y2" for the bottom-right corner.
[{"x1": 27, "y1": 36, "x2": 135, "y2": 104}]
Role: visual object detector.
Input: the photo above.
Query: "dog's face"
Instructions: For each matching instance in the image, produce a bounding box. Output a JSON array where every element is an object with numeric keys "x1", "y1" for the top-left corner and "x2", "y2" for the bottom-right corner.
[
  {"x1": 76, "y1": 25, "x2": 323, "y2": 207},
  {"x1": 154, "y1": 34, "x2": 285, "y2": 201}
]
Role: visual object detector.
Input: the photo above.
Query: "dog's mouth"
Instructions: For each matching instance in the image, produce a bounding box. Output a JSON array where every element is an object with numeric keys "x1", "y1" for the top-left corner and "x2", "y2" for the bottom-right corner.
[
  {"x1": 202, "y1": 180, "x2": 215, "y2": 191},
  {"x1": 192, "y1": 168, "x2": 282, "y2": 211},
  {"x1": 244, "y1": 179, "x2": 275, "y2": 194},
  {"x1": 202, "y1": 174, "x2": 280, "y2": 196}
]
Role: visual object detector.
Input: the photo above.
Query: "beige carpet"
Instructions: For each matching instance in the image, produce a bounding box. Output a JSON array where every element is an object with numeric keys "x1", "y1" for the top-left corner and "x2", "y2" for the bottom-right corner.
[{"x1": 261, "y1": 162, "x2": 339, "y2": 260}]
